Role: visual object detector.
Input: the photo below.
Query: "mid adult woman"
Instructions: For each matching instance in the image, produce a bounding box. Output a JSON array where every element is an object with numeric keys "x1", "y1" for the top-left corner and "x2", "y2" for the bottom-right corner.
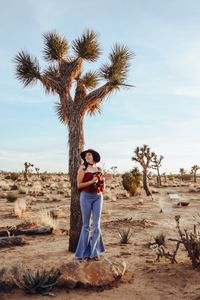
[{"x1": 75, "y1": 148, "x2": 105, "y2": 261}]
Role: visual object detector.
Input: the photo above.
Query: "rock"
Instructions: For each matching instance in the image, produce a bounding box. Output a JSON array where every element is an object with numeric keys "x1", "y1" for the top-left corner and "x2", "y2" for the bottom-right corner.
[
  {"x1": 138, "y1": 198, "x2": 143, "y2": 205},
  {"x1": 116, "y1": 191, "x2": 130, "y2": 199},
  {"x1": 151, "y1": 189, "x2": 159, "y2": 194},
  {"x1": 111, "y1": 195, "x2": 117, "y2": 202},
  {"x1": 57, "y1": 257, "x2": 127, "y2": 289},
  {"x1": 188, "y1": 187, "x2": 198, "y2": 193},
  {"x1": 0, "y1": 192, "x2": 6, "y2": 199},
  {"x1": 1, "y1": 184, "x2": 10, "y2": 191},
  {"x1": 18, "y1": 187, "x2": 27, "y2": 194}
]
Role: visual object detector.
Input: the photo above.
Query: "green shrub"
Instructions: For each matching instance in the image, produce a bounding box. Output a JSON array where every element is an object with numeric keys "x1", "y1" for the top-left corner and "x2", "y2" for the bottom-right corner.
[
  {"x1": 122, "y1": 168, "x2": 141, "y2": 196},
  {"x1": 10, "y1": 173, "x2": 19, "y2": 181},
  {"x1": 6, "y1": 192, "x2": 18, "y2": 202}
]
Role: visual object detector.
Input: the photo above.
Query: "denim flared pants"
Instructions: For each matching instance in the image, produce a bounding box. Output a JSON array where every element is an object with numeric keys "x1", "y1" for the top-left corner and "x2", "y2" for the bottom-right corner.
[{"x1": 75, "y1": 190, "x2": 105, "y2": 259}]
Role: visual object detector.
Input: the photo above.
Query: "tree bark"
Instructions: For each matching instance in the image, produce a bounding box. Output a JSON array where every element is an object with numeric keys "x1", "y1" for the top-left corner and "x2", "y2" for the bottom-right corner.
[
  {"x1": 143, "y1": 169, "x2": 151, "y2": 196},
  {"x1": 68, "y1": 112, "x2": 84, "y2": 252},
  {"x1": 194, "y1": 173, "x2": 197, "y2": 183}
]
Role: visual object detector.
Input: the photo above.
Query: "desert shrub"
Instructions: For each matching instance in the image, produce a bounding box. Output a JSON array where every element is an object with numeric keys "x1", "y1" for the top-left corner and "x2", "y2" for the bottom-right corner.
[
  {"x1": 167, "y1": 175, "x2": 174, "y2": 181},
  {"x1": 122, "y1": 168, "x2": 141, "y2": 196},
  {"x1": 181, "y1": 174, "x2": 192, "y2": 181},
  {"x1": 10, "y1": 173, "x2": 19, "y2": 181},
  {"x1": 6, "y1": 192, "x2": 18, "y2": 202}
]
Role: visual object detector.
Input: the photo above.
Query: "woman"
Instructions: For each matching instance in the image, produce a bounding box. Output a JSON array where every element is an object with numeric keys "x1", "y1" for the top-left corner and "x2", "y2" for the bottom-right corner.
[{"x1": 75, "y1": 148, "x2": 105, "y2": 261}]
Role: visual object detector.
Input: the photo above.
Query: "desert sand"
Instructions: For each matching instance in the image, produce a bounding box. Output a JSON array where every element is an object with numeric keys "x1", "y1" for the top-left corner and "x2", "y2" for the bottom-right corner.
[{"x1": 0, "y1": 174, "x2": 200, "y2": 300}]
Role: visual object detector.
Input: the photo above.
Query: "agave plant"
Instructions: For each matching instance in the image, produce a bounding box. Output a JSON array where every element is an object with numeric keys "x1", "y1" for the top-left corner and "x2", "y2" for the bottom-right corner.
[
  {"x1": 118, "y1": 227, "x2": 132, "y2": 244},
  {"x1": 13, "y1": 267, "x2": 61, "y2": 295}
]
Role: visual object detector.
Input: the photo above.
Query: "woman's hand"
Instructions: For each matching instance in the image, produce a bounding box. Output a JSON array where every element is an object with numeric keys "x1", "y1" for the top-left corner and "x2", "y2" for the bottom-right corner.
[{"x1": 91, "y1": 175, "x2": 98, "y2": 184}]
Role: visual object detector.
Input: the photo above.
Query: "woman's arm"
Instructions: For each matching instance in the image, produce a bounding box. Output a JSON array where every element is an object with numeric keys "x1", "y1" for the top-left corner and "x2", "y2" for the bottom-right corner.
[{"x1": 77, "y1": 165, "x2": 97, "y2": 189}]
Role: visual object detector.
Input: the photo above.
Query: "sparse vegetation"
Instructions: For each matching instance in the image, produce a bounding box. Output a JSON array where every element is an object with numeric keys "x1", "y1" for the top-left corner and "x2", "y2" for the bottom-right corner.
[{"x1": 118, "y1": 227, "x2": 132, "y2": 244}]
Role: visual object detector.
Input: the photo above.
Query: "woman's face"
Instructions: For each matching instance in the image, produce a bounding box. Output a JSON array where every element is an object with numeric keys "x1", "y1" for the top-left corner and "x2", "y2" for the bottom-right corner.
[{"x1": 85, "y1": 152, "x2": 94, "y2": 164}]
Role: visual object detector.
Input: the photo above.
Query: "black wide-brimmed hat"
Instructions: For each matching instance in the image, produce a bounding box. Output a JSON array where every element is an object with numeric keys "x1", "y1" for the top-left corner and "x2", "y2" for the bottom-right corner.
[{"x1": 80, "y1": 148, "x2": 101, "y2": 163}]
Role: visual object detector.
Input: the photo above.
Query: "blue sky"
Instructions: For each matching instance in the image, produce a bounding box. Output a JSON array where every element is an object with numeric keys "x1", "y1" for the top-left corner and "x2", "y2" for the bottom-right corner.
[{"x1": 0, "y1": 0, "x2": 200, "y2": 174}]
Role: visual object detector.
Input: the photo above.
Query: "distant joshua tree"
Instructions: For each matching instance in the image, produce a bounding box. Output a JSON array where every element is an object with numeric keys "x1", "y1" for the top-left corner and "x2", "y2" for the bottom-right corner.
[
  {"x1": 132, "y1": 145, "x2": 156, "y2": 196},
  {"x1": 162, "y1": 172, "x2": 167, "y2": 183},
  {"x1": 35, "y1": 167, "x2": 40, "y2": 177},
  {"x1": 14, "y1": 29, "x2": 134, "y2": 252},
  {"x1": 191, "y1": 165, "x2": 200, "y2": 183},
  {"x1": 150, "y1": 155, "x2": 164, "y2": 187},
  {"x1": 179, "y1": 168, "x2": 186, "y2": 181},
  {"x1": 24, "y1": 162, "x2": 34, "y2": 182},
  {"x1": 111, "y1": 166, "x2": 118, "y2": 176}
]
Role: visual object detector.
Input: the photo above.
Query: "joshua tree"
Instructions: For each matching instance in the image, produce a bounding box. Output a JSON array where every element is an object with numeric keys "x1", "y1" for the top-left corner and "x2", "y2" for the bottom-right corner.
[
  {"x1": 162, "y1": 172, "x2": 167, "y2": 183},
  {"x1": 14, "y1": 29, "x2": 134, "y2": 252},
  {"x1": 132, "y1": 145, "x2": 156, "y2": 196},
  {"x1": 111, "y1": 166, "x2": 118, "y2": 176},
  {"x1": 150, "y1": 154, "x2": 164, "y2": 187},
  {"x1": 24, "y1": 162, "x2": 34, "y2": 182},
  {"x1": 191, "y1": 165, "x2": 200, "y2": 183},
  {"x1": 179, "y1": 168, "x2": 186, "y2": 181}
]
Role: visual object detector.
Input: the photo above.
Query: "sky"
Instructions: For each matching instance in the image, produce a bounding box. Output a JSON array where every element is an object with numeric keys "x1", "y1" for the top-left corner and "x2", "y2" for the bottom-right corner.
[{"x1": 0, "y1": 0, "x2": 200, "y2": 174}]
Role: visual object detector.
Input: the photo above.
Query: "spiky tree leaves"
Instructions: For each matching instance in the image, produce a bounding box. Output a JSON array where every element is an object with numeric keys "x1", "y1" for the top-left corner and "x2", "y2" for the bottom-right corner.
[
  {"x1": 14, "y1": 29, "x2": 133, "y2": 252},
  {"x1": 100, "y1": 44, "x2": 134, "y2": 86},
  {"x1": 43, "y1": 31, "x2": 69, "y2": 62},
  {"x1": 72, "y1": 29, "x2": 101, "y2": 61},
  {"x1": 15, "y1": 51, "x2": 40, "y2": 86},
  {"x1": 81, "y1": 71, "x2": 99, "y2": 90}
]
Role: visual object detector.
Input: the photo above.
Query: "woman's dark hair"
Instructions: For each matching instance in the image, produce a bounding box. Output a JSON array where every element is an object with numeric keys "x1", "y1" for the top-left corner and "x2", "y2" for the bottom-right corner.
[
  {"x1": 82, "y1": 160, "x2": 89, "y2": 171},
  {"x1": 82, "y1": 152, "x2": 96, "y2": 170}
]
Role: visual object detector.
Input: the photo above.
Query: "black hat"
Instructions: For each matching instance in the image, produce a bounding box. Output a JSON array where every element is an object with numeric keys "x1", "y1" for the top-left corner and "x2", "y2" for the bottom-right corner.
[{"x1": 80, "y1": 148, "x2": 101, "y2": 163}]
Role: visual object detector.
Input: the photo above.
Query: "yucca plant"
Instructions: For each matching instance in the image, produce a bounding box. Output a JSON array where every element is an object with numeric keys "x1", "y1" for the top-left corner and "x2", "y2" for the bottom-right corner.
[
  {"x1": 118, "y1": 227, "x2": 132, "y2": 244},
  {"x1": 13, "y1": 267, "x2": 61, "y2": 295},
  {"x1": 14, "y1": 29, "x2": 134, "y2": 252}
]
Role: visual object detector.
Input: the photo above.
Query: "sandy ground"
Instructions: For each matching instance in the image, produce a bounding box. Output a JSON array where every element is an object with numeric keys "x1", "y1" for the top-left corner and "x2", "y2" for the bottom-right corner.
[{"x1": 1, "y1": 175, "x2": 200, "y2": 300}]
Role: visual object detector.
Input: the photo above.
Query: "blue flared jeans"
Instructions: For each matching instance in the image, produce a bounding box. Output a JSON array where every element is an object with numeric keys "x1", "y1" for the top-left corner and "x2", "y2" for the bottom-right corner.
[{"x1": 74, "y1": 190, "x2": 105, "y2": 259}]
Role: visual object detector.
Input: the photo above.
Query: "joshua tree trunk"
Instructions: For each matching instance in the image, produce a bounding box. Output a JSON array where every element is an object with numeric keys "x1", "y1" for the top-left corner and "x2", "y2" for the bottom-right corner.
[
  {"x1": 194, "y1": 172, "x2": 197, "y2": 183},
  {"x1": 143, "y1": 169, "x2": 151, "y2": 196},
  {"x1": 68, "y1": 113, "x2": 84, "y2": 252},
  {"x1": 157, "y1": 167, "x2": 162, "y2": 187}
]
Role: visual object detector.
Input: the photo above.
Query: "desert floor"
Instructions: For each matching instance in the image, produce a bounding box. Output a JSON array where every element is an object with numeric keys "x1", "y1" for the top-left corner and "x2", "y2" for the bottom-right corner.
[{"x1": 0, "y1": 175, "x2": 200, "y2": 300}]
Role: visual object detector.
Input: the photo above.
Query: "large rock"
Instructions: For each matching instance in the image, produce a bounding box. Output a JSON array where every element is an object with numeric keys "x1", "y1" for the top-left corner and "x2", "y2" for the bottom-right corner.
[{"x1": 57, "y1": 257, "x2": 127, "y2": 289}]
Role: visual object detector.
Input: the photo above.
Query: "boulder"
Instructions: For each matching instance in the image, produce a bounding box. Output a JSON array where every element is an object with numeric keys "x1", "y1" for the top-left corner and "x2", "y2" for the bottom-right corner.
[{"x1": 57, "y1": 257, "x2": 127, "y2": 289}]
